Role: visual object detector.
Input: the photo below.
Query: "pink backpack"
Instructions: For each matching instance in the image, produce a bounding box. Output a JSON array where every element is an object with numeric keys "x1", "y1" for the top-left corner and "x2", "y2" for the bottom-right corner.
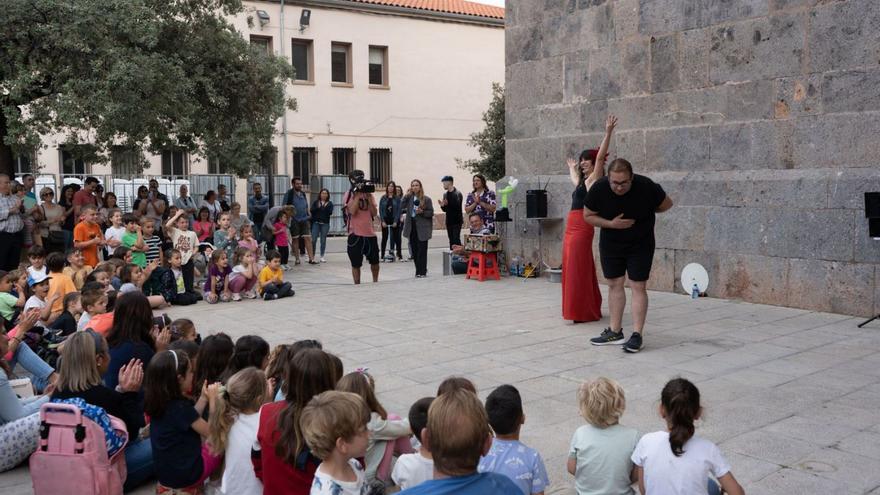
[{"x1": 30, "y1": 402, "x2": 129, "y2": 495}]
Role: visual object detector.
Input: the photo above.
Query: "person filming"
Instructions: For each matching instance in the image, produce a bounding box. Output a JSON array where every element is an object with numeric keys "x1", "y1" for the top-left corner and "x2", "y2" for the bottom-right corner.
[{"x1": 343, "y1": 170, "x2": 380, "y2": 284}]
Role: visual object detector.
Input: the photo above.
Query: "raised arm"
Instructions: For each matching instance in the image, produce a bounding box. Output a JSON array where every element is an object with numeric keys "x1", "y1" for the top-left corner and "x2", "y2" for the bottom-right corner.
[
  {"x1": 567, "y1": 158, "x2": 580, "y2": 187},
  {"x1": 165, "y1": 210, "x2": 183, "y2": 230},
  {"x1": 588, "y1": 115, "x2": 617, "y2": 188}
]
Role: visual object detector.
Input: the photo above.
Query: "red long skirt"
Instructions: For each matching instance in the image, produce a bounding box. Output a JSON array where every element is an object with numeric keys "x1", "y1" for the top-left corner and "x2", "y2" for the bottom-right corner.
[{"x1": 562, "y1": 209, "x2": 603, "y2": 322}]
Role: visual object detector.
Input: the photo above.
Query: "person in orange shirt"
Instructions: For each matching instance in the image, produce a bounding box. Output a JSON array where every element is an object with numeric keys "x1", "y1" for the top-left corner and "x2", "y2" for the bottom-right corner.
[
  {"x1": 73, "y1": 204, "x2": 105, "y2": 267},
  {"x1": 46, "y1": 252, "x2": 77, "y2": 314}
]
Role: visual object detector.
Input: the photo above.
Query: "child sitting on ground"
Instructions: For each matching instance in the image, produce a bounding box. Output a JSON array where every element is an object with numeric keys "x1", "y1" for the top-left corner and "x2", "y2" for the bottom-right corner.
[
  {"x1": 568, "y1": 377, "x2": 639, "y2": 495},
  {"x1": 391, "y1": 397, "x2": 435, "y2": 490},
  {"x1": 48, "y1": 292, "x2": 81, "y2": 336},
  {"x1": 144, "y1": 349, "x2": 222, "y2": 493},
  {"x1": 397, "y1": 389, "x2": 521, "y2": 495},
  {"x1": 337, "y1": 370, "x2": 413, "y2": 485},
  {"x1": 257, "y1": 250, "x2": 294, "y2": 300},
  {"x1": 301, "y1": 390, "x2": 372, "y2": 495},
  {"x1": 78, "y1": 283, "x2": 109, "y2": 332},
  {"x1": 166, "y1": 210, "x2": 200, "y2": 294},
  {"x1": 237, "y1": 223, "x2": 260, "y2": 261},
  {"x1": 63, "y1": 249, "x2": 92, "y2": 290},
  {"x1": 163, "y1": 249, "x2": 200, "y2": 306},
  {"x1": 214, "y1": 212, "x2": 237, "y2": 263},
  {"x1": 85, "y1": 263, "x2": 115, "y2": 295},
  {"x1": 119, "y1": 263, "x2": 165, "y2": 309},
  {"x1": 26, "y1": 245, "x2": 47, "y2": 280},
  {"x1": 479, "y1": 385, "x2": 549, "y2": 495},
  {"x1": 437, "y1": 376, "x2": 477, "y2": 396},
  {"x1": 229, "y1": 248, "x2": 258, "y2": 300},
  {"x1": 46, "y1": 252, "x2": 77, "y2": 315},
  {"x1": 204, "y1": 250, "x2": 232, "y2": 304},
  {"x1": 0, "y1": 271, "x2": 25, "y2": 331},
  {"x1": 170, "y1": 318, "x2": 199, "y2": 343},
  {"x1": 24, "y1": 272, "x2": 60, "y2": 328},
  {"x1": 207, "y1": 367, "x2": 272, "y2": 494},
  {"x1": 633, "y1": 378, "x2": 744, "y2": 495}
]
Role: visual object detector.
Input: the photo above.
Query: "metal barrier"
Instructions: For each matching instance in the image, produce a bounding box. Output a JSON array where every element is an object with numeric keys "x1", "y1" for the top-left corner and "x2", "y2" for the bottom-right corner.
[
  {"x1": 313, "y1": 175, "x2": 350, "y2": 235},
  {"x1": 247, "y1": 175, "x2": 291, "y2": 209}
]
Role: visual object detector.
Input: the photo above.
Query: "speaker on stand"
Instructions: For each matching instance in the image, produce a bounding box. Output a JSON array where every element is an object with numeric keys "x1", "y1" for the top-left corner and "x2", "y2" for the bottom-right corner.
[{"x1": 858, "y1": 192, "x2": 880, "y2": 328}]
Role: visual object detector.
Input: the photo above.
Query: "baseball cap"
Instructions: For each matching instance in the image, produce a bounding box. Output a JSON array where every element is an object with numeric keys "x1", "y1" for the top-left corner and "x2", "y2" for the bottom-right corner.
[{"x1": 27, "y1": 273, "x2": 52, "y2": 287}]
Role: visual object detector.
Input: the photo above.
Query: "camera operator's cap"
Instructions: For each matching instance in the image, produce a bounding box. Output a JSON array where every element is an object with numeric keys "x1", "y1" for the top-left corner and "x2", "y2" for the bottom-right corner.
[
  {"x1": 441, "y1": 175, "x2": 454, "y2": 182},
  {"x1": 349, "y1": 169, "x2": 366, "y2": 180},
  {"x1": 27, "y1": 273, "x2": 52, "y2": 287}
]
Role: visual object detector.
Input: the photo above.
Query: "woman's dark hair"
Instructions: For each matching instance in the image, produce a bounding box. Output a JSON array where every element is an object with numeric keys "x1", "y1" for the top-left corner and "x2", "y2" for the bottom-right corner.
[
  {"x1": 168, "y1": 339, "x2": 200, "y2": 361},
  {"x1": 194, "y1": 333, "x2": 234, "y2": 394},
  {"x1": 472, "y1": 174, "x2": 487, "y2": 192},
  {"x1": 59, "y1": 185, "x2": 74, "y2": 206},
  {"x1": 275, "y1": 348, "x2": 339, "y2": 465},
  {"x1": 106, "y1": 292, "x2": 154, "y2": 349},
  {"x1": 197, "y1": 206, "x2": 210, "y2": 221},
  {"x1": 318, "y1": 188, "x2": 331, "y2": 202},
  {"x1": 204, "y1": 190, "x2": 216, "y2": 201},
  {"x1": 577, "y1": 149, "x2": 603, "y2": 183},
  {"x1": 661, "y1": 378, "x2": 701, "y2": 457},
  {"x1": 104, "y1": 192, "x2": 117, "y2": 206},
  {"x1": 112, "y1": 246, "x2": 130, "y2": 260},
  {"x1": 144, "y1": 350, "x2": 190, "y2": 417},
  {"x1": 137, "y1": 185, "x2": 148, "y2": 197},
  {"x1": 222, "y1": 335, "x2": 270, "y2": 381}
]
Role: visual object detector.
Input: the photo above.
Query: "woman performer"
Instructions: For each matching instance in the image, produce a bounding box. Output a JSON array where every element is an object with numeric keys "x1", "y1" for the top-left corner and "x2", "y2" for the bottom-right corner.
[{"x1": 562, "y1": 115, "x2": 616, "y2": 323}]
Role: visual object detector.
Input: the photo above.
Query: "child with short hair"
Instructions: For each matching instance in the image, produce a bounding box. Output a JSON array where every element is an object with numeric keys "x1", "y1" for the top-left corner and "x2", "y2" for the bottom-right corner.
[
  {"x1": 48, "y1": 292, "x2": 81, "y2": 336},
  {"x1": 73, "y1": 204, "x2": 105, "y2": 268},
  {"x1": 214, "y1": 212, "x2": 237, "y2": 263},
  {"x1": 166, "y1": 210, "x2": 200, "y2": 294},
  {"x1": 397, "y1": 389, "x2": 521, "y2": 495},
  {"x1": 121, "y1": 213, "x2": 148, "y2": 268},
  {"x1": 0, "y1": 270, "x2": 25, "y2": 331},
  {"x1": 632, "y1": 378, "x2": 744, "y2": 495},
  {"x1": 392, "y1": 397, "x2": 435, "y2": 490},
  {"x1": 229, "y1": 247, "x2": 258, "y2": 300},
  {"x1": 337, "y1": 370, "x2": 413, "y2": 484},
  {"x1": 26, "y1": 245, "x2": 47, "y2": 280},
  {"x1": 170, "y1": 318, "x2": 198, "y2": 343},
  {"x1": 204, "y1": 250, "x2": 232, "y2": 304},
  {"x1": 479, "y1": 385, "x2": 549, "y2": 495},
  {"x1": 437, "y1": 376, "x2": 477, "y2": 396},
  {"x1": 142, "y1": 217, "x2": 163, "y2": 265},
  {"x1": 164, "y1": 249, "x2": 200, "y2": 306},
  {"x1": 46, "y1": 251, "x2": 77, "y2": 314},
  {"x1": 103, "y1": 208, "x2": 125, "y2": 251},
  {"x1": 257, "y1": 250, "x2": 294, "y2": 300},
  {"x1": 63, "y1": 249, "x2": 92, "y2": 290},
  {"x1": 119, "y1": 263, "x2": 166, "y2": 308},
  {"x1": 273, "y1": 212, "x2": 291, "y2": 270},
  {"x1": 207, "y1": 367, "x2": 272, "y2": 495},
  {"x1": 301, "y1": 390, "x2": 371, "y2": 495},
  {"x1": 568, "y1": 377, "x2": 639, "y2": 495},
  {"x1": 85, "y1": 263, "x2": 114, "y2": 294},
  {"x1": 144, "y1": 349, "x2": 223, "y2": 491},
  {"x1": 24, "y1": 272, "x2": 60, "y2": 327},
  {"x1": 78, "y1": 283, "x2": 109, "y2": 332}
]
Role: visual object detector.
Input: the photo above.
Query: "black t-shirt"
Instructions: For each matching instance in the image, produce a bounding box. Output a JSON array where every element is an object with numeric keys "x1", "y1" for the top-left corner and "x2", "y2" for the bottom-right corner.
[
  {"x1": 150, "y1": 399, "x2": 202, "y2": 488},
  {"x1": 583, "y1": 174, "x2": 666, "y2": 250},
  {"x1": 48, "y1": 311, "x2": 77, "y2": 336},
  {"x1": 571, "y1": 183, "x2": 587, "y2": 210}
]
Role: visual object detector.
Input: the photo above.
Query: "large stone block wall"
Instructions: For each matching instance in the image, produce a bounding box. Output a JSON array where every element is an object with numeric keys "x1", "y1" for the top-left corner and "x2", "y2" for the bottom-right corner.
[{"x1": 503, "y1": 0, "x2": 880, "y2": 316}]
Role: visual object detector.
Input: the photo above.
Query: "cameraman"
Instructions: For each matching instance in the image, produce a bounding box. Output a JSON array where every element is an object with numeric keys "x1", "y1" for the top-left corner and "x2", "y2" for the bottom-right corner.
[{"x1": 344, "y1": 170, "x2": 380, "y2": 284}]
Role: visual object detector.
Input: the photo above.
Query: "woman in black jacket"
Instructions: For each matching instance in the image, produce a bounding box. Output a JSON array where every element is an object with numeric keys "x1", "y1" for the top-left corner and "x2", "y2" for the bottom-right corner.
[{"x1": 309, "y1": 188, "x2": 333, "y2": 263}]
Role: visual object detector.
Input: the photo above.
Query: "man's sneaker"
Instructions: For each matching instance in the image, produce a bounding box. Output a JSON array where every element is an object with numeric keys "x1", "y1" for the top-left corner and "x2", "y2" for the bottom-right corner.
[
  {"x1": 590, "y1": 328, "x2": 625, "y2": 346},
  {"x1": 623, "y1": 332, "x2": 643, "y2": 353}
]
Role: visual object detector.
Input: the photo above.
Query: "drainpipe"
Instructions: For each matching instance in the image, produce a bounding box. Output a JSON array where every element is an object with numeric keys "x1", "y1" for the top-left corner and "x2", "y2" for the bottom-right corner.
[{"x1": 280, "y1": 0, "x2": 289, "y2": 180}]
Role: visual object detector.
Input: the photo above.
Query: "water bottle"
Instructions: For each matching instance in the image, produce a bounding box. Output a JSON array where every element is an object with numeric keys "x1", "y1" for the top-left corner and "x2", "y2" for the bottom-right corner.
[
  {"x1": 691, "y1": 283, "x2": 700, "y2": 299},
  {"x1": 510, "y1": 257, "x2": 520, "y2": 276}
]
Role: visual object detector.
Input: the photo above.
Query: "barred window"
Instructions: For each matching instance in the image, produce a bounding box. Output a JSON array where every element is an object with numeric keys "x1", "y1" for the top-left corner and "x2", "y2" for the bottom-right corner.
[
  {"x1": 60, "y1": 145, "x2": 89, "y2": 176},
  {"x1": 369, "y1": 148, "x2": 392, "y2": 186},
  {"x1": 293, "y1": 147, "x2": 317, "y2": 186},
  {"x1": 161, "y1": 149, "x2": 188, "y2": 177},
  {"x1": 111, "y1": 146, "x2": 144, "y2": 176},
  {"x1": 332, "y1": 148, "x2": 355, "y2": 176}
]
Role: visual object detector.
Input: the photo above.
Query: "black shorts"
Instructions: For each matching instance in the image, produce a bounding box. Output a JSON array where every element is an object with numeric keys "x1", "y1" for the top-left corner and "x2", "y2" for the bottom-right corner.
[
  {"x1": 347, "y1": 234, "x2": 380, "y2": 268},
  {"x1": 600, "y1": 244, "x2": 655, "y2": 282},
  {"x1": 289, "y1": 220, "x2": 310, "y2": 238}
]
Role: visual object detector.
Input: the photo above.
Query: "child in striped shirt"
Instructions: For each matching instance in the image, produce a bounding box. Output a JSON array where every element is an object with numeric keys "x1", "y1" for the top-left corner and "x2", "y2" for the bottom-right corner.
[{"x1": 142, "y1": 218, "x2": 164, "y2": 265}]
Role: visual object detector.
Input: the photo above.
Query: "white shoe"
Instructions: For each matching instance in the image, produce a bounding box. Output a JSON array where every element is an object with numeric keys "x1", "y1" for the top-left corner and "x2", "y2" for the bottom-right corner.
[
  {"x1": 281, "y1": 264, "x2": 290, "y2": 271},
  {"x1": 320, "y1": 257, "x2": 326, "y2": 263}
]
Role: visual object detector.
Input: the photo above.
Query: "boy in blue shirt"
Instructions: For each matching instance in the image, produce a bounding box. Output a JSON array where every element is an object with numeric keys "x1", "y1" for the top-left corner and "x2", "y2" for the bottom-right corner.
[
  {"x1": 398, "y1": 389, "x2": 520, "y2": 495},
  {"x1": 479, "y1": 385, "x2": 550, "y2": 495}
]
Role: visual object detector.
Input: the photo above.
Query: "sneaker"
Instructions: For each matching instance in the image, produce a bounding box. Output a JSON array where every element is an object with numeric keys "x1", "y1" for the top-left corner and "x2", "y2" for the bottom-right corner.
[
  {"x1": 623, "y1": 332, "x2": 643, "y2": 353},
  {"x1": 590, "y1": 328, "x2": 625, "y2": 346},
  {"x1": 263, "y1": 292, "x2": 278, "y2": 301},
  {"x1": 294, "y1": 259, "x2": 301, "y2": 266},
  {"x1": 244, "y1": 290, "x2": 258, "y2": 299},
  {"x1": 320, "y1": 257, "x2": 326, "y2": 263},
  {"x1": 232, "y1": 293, "x2": 242, "y2": 302},
  {"x1": 281, "y1": 264, "x2": 289, "y2": 271},
  {"x1": 308, "y1": 260, "x2": 318, "y2": 265}
]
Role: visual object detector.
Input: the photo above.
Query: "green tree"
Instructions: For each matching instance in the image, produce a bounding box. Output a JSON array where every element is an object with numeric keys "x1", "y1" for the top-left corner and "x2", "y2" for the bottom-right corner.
[
  {"x1": 457, "y1": 82, "x2": 504, "y2": 182},
  {"x1": 0, "y1": 0, "x2": 295, "y2": 177}
]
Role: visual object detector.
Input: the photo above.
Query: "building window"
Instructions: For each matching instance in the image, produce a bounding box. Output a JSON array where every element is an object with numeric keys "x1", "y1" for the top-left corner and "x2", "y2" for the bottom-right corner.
[
  {"x1": 13, "y1": 151, "x2": 35, "y2": 175},
  {"x1": 331, "y1": 42, "x2": 352, "y2": 85},
  {"x1": 250, "y1": 35, "x2": 273, "y2": 54},
  {"x1": 111, "y1": 146, "x2": 144, "y2": 176},
  {"x1": 292, "y1": 39, "x2": 313, "y2": 82},
  {"x1": 369, "y1": 148, "x2": 392, "y2": 185},
  {"x1": 369, "y1": 46, "x2": 388, "y2": 87},
  {"x1": 59, "y1": 146, "x2": 89, "y2": 176},
  {"x1": 161, "y1": 149, "x2": 188, "y2": 177},
  {"x1": 332, "y1": 148, "x2": 355, "y2": 176},
  {"x1": 207, "y1": 157, "x2": 228, "y2": 175},
  {"x1": 293, "y1": 147, "x2": 317, "y2": 186}
]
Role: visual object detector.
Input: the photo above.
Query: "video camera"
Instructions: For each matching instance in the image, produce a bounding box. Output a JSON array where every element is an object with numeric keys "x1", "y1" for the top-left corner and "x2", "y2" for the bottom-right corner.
[{"x1": 348, "y1": 169, "x2": 375, "y2": 194}]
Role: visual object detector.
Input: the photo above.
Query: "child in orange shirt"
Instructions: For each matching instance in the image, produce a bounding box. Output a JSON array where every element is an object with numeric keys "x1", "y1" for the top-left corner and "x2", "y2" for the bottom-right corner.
[
  {"x1": 46, "y1": 252, "x2": 77, "y2": 314},
  {"x1": 73, "y1": 204, "x2": 105, "y2": 267}
]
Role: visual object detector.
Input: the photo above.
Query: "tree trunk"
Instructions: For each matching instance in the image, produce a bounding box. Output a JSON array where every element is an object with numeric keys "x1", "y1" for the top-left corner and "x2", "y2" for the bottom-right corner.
[{"x1": 0, "y1": 111, "x2": 14, "y2": 177}]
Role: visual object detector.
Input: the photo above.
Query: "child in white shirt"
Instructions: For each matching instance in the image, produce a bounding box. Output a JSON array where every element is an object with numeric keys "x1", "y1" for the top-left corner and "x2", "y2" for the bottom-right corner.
[
  {"x1": 26, "y1": 246, "x2": 47, "y2": 280},
  {"x1": 392, "y1": 397, "x2": 435, "y2": 490}
]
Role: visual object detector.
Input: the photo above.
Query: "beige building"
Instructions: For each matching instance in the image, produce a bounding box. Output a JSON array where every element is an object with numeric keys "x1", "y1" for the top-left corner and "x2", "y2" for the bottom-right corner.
[{"x1": 15, "y1": 0, "x2": 504, "y2": 207}]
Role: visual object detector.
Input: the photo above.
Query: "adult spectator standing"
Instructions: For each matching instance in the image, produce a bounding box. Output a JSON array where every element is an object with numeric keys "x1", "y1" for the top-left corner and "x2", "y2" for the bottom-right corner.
[
  {"x1": 464, "y1": 174, "x2": 496, "y2": 233},
  {"x1": 143, "y1": 179, "x2": 167, "y2": 226},
  {"x1": 439, "y1": 176, "x2": 463, "y2": 249},
  {"x1": 174, "y1": 184, "x2": 198, "y2": 225},
  {"x1": 37, "y1": 187, "x2": 66, "y2": 254},
  {"x1": 343, "y1": 170, "x2": 380, "y2": 284},
  {"x1": 379, "y1": 182, "x2": 401, "y2": 262},
  {"x1": 57, "y1": 185, "x2": 76, "y2": 251},
  {"x1": 283, "y1": 177, "x2": 316, "y2": 265},
  {"x1": 0, "y1": 174, "x2": 25, "y2": 271},
  {"x1": 21, "y1": 174, "x2": 37, "y2": 210},
  {"x1": 216, "y1": 183, "x2": 232, "y2": 212},
  {"x1": 200, "y1": 190, "x2": 223, "y2": 222},
  {"x1": 402, "y1": 179, "x2": 434, "y2": 278},
  {"x1": 248, "y1": 183, "x2": 270, "y2": 242},
  {"x1": 72, "y1": 176, "x2": 100, "y2": 220},
  {"x1": 309, "y1": 188, "x2": 333, "y2": 263},
  {"x1": 583, "y1": 159, "x2": 673, "y2": 353}
]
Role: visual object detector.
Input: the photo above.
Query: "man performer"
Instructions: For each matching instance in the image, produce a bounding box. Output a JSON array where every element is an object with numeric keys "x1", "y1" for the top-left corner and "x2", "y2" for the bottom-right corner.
[{"x1": 438, "y1": 175, "x2": 463, "y2": 249}]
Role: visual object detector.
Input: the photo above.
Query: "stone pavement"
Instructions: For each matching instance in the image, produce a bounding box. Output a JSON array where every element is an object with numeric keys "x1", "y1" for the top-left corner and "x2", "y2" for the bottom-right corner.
[{"x1": 4, "y1": 237, "x2": 880, "y2": 494}]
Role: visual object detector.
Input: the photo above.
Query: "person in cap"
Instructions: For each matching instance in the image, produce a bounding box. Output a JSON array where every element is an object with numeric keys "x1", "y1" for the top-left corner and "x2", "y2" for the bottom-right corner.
[
  {"x1": 23, "y1": 272, "x2": 59, "y2": 327},
  {"x1": 438, "y1": 176, "x2": 463, "y2": 249}
]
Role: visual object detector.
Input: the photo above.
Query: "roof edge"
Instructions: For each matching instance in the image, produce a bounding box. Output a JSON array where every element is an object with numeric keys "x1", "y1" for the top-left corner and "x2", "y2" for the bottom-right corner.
[{"x1": 262, "y1": 0, "x2": 505, "y2": 27}]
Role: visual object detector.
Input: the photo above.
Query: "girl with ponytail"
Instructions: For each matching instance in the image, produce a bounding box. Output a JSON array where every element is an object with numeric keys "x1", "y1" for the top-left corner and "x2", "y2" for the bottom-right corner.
[
  {"x1": 208, "y1": 367, "x2": 272, "y2": 494},
  {"x1": 631, "y1": 378, "x2": 744, "y2": 495}
]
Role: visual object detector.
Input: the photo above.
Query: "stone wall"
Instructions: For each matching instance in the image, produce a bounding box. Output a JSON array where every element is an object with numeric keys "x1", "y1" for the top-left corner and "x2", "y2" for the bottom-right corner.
[{"x1": 503, "y1": 0, "x2": 880, "y2": 316}]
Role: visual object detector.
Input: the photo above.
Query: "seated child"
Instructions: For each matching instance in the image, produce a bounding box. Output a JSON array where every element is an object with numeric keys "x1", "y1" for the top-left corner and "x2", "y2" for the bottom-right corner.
[
  {"x1": 257, "y1": 250, "x2": 294, "y2": 301},
  {"x1": 479, "y1": 385, "x2": 549, "y2": 495},
  {"x1": 229, "y1": 248, "x2": 258, "y2": 300},
  {"x1": 397, "y1": 389, "x2": 521, "y2": 495},
  {"x1": 78, "y1": 283, "x2": 109, "y2": 332},
  {"x1": 337, "y1": 370, "x2": 413, "y2": 484},
  {"x1": 437, "y1": 376, "x2": 477, "y2": 396},
  {"x1": 301, "y1": 390, "x2": 371, "y2": 495},
  {"x1": 26, "y1": 245, "x2": 47, "y2": 280},
  {"x1": 63, "y1": 249, "x2": 92, "y2": 290},
  {"x1": 163, "y1": 249, "x2": 200, "y2": 306},
  {"x1": 85, "y1": 263, "x2": 115, "y2": 295},
  {"x1": 0, "y1": 270, "x2": 25, "y2": 331},
  {"x1": 119, "y1": 263, "x2": 166, "y2": 308},
  {"x1": 46, "y1": 252, "x2": 77, "y2": 315},
  {"x1": 204, "y1": 250, "x2": 232, "y2": 304},
  {"x1": 170, "y1": 318, "x2": 199, "y2": 343},
  {"x1": 48, "y1": 292, "x2": 81, "y2": 336},
  {"x1": 632, "y1": 378, "x2": 744, "y2": 495},
  {"x1": 391, "y1": 397, "x2": 435, "y2": 490},
  {"x1": 568, "y1": 377, "x2": 639, "y2": 495}
]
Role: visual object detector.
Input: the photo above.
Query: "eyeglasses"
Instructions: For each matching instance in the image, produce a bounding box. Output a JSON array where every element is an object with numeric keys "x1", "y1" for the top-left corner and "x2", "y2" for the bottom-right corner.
[{"x1": 42, "y1": 192, "x2": 55, "y2": 197}]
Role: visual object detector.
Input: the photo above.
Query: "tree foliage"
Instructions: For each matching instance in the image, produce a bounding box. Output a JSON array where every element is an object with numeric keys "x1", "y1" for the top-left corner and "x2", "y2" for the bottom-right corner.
[
  {"x1": 457, "y1": 82, "x2": 504, "y2": 182},
  {"x1": 0, "y1": 0, "x2": 295, "y2": 177}
]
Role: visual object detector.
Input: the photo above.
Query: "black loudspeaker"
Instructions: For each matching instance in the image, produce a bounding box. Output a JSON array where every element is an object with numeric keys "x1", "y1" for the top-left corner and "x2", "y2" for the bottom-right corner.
[
  {"x1": 526, "y1": 190, "x2": 548, "y2": 218},
  {"x1": 866, "y1": 192, "x2": 880, "y2": 218},
  {"x1": 870, "y1": 218, "x2": 880, "y2": 238}
]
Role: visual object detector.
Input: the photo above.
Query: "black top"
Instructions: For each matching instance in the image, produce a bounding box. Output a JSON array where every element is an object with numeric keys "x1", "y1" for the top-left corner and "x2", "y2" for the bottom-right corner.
[
  {"x1": 52, "y1": 385, "x2": 144, "y2": 440},
  {"x1": 583, "y1": 174, "x2": 667, "y2": 250},
  {"x1": 571, "y1": 183, "x2": 588, "y2": 210},
  {"x1": 440, "y1": 188, "x2": 464, "y2": 226},
  {"x1": 310, "y1": 200, "x2": 334, "y2": 224},
  {"x1": 48, "y1": 311, "x2": 77, "y2": 336},
  {"x1": 150, "y1": 399, "x2": 202, "y2": 488}
]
